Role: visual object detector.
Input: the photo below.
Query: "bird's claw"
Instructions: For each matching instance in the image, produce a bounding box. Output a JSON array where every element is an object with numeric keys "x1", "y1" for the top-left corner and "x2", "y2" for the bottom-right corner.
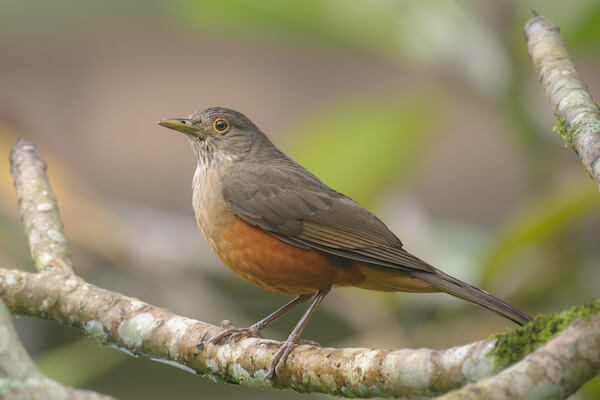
[
  {"x1": 210, "y1": 327, "x2": 318, "y2": 379},
  {"x1": 264, "y1": 337, "x2": 320, "y2": 379},
  {"x1": 266, "y1": 339, "x2": 299, "y2": 379},
  {"x1": 209, "y1": 324, "x2": 264, "y2": 345}
]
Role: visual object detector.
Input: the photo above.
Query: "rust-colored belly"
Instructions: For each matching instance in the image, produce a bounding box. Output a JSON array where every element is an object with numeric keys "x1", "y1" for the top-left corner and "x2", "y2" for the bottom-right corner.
[{"x1": 215, "y1": 217, "x2": 365, "y2": 294}]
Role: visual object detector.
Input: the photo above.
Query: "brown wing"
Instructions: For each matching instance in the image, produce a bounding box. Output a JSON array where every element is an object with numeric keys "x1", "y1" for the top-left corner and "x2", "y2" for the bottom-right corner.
[
  {"x1": 222, "y1": 159, "x2": 533, "y2": 326},
  {"x1": 221, "y1": 159, "x2": 434, "y2": 273}
]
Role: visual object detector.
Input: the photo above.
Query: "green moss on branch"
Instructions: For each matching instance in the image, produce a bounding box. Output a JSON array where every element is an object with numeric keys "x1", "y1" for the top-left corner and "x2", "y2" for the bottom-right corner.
[
  {"x1": 554, "y1": 113, "x2": 578, "y2": 152},
  {"x1": 491, "y1": 298, "x2": 600, "y2": 367}
]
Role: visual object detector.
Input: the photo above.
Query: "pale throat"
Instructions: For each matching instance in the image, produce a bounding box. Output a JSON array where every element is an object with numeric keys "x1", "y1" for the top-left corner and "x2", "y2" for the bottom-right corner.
[{"x1": 189, "y1": 138, "x2": 236, "y2": 173}]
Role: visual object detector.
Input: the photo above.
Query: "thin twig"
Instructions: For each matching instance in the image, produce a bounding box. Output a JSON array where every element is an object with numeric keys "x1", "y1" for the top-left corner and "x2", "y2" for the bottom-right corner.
[
  {"x1": 9, "y1": 139, "x2": 74, "y2": 274},
  {"x1": 525, "y1": 14, "x2": 600, "y2": 189}
]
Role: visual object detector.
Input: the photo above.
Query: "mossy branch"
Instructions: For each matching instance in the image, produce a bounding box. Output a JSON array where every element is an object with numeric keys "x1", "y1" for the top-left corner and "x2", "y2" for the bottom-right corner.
[
  {"x1": 525, "y1": 14, "x2": 600, "y2": 189},
  {"x1": 1, "y1": 267, "x2": 598, "y2": 398},
  {"x1": 439, "y1": 315, "x2": 600, "y2": 399},
  {"x1": 2, "y1": 139, "x2": 600, "y2": 398},
  {"x1": 491, "y1": 299, "x2": 600, "y2": 368}
]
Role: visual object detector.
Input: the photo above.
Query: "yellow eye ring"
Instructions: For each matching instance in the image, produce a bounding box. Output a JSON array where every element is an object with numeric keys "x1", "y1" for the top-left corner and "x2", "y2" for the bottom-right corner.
[{"x1": 213, "y1": 118, "x2": 229, "y2": 133}]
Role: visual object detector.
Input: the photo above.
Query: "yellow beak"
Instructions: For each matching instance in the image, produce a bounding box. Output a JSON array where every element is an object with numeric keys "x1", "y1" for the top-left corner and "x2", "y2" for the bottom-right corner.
[{"x1": 158, "y1": 118, "x2": 205, "y2": 139}]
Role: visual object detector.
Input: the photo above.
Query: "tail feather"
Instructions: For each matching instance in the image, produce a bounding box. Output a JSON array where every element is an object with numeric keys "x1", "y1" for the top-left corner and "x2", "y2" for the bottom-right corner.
[{"x1": 413, "y1": 271, "x2": 532, "y2": 326}]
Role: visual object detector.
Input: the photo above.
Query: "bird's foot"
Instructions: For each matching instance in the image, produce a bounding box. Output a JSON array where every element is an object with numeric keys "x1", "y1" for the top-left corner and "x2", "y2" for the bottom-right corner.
[
  {"x1": 266, "y1": 337, "x2": 302, "y2": 379},
  {"x1": 210, "y1": 321, "x2": 264, "y2": 344}
]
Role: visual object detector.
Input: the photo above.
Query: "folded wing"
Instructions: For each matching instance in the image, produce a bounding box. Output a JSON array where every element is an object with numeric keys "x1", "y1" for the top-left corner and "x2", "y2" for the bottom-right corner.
[{"x1": 221, "y1": 160, "x2": 434, "y2": 273}]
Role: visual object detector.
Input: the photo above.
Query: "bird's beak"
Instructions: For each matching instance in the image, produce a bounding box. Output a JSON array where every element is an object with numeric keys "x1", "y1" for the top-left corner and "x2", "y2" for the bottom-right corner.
[{"x1": 157, "y1": 118, "x2": 205, "y2": 139}]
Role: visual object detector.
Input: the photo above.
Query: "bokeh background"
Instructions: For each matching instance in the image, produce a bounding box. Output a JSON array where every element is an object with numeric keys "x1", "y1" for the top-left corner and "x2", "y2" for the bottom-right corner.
[{"x1": 1, "y1": 1, "x2": 599, "y2": 398}]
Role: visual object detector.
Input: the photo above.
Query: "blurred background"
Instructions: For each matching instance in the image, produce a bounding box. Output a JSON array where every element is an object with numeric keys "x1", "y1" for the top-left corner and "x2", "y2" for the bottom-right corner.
[{"x1": 1, "y1": 0, "x2": 599, "y2": 398}]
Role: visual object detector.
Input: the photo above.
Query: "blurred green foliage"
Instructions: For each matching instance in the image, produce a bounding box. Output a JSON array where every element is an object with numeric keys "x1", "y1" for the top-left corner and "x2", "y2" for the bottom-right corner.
[
  {"x1": 287, "y1": 96, "x2": 440, "y2": 208},
  {"x1": 173, "y1": 0, "x2": 399, "y2": 54},
  {"x1": 566, "y1": 1, "x2": 600, "y2": 48},
  {"x1": 481, "y1": 181, "x2": 600, "y2": 286}
]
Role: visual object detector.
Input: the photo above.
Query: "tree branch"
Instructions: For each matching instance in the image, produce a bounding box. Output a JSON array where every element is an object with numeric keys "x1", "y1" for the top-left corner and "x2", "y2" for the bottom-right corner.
[
  {"x1": 439, "y1": 316, "x2": 600, "y2": 399},
  {"x1": 0, "y1": 296, "x2": 114, "y2": 399},
  {"x1": 0, "y1": 267, "x2": 501, "y2": 398},
  {"x1": 1, "y1": 267, "x2": 598, "y2": 398},
  {"x1": 10, "y1": 139, "x2": 74, "y2": 274},
  {"x1": 3, "y1": 139, "x2": 112, "y2": 399},
  {"x1": 525, "y1": 13, "x2": 600, "y2": 189}
]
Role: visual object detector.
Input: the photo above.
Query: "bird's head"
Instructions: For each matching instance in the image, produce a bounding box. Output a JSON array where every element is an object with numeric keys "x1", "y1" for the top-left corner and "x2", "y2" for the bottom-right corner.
[{"x1": 159, "y1": 107, "x2": 275, "y2": 164}]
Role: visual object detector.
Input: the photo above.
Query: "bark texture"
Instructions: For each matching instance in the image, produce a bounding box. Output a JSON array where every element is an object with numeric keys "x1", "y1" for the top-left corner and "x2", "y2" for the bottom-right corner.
[
  {"x1": 0, "y1": 268, "x2": 501, "y2": 397},
  {"x1": 1, "y1": 268, "x2": 599, "y2": 398},
  {"x1": 525, "y1": 14, "x2": 600, "y2": 189},
  {"x1": 10, "y1": 139, "x2": 74, "y2": 274},
  {"x1": 0, "y1": 297, "x2": 114, "y2": 400},
  {"x1": 439, "y1": 316, "x2": 600, "y2": 399}
]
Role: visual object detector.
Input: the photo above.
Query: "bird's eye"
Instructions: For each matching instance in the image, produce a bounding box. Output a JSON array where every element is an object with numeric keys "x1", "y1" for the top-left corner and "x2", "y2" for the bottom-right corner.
[{"x1": 213, "y1": 118, "x2": 229, "y2": 134}]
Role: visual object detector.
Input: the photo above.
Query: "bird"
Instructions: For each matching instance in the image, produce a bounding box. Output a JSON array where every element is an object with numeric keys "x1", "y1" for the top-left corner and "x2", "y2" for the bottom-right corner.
[{"x1": 158, "y1": 107, "x2": 531, "y2": 378}]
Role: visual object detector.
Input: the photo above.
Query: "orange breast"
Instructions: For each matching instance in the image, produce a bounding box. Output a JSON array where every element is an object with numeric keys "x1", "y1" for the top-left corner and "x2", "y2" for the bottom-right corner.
[{"x1": 215, "y1": 217, "x2": 365, "y2": 294}]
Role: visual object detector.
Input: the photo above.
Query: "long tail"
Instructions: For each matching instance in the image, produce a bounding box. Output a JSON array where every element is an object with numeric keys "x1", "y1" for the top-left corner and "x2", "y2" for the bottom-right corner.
[{"x1": 412, "y1": 270, "x2": 532, "y2": 326}]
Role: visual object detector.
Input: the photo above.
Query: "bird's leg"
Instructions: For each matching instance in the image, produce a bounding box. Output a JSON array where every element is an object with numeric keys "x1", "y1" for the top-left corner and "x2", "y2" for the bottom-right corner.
[
  {"x1": 266, "y1": 288, "x2": 330, "y2": 379},
  {"x1": 210, "y1": 293, "x2": 314, "y2": 344}
]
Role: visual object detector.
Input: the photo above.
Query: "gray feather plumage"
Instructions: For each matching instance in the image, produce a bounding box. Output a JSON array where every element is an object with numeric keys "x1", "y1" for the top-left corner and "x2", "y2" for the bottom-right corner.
[{"x1": 222, "y1": 156, "x2": 435, "y2": 273}]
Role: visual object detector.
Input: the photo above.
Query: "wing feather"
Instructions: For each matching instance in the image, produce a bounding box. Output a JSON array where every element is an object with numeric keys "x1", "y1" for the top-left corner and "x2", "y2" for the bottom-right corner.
[{"x1": 222, "y1": 160, "x2": 434, "y2": 273}]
